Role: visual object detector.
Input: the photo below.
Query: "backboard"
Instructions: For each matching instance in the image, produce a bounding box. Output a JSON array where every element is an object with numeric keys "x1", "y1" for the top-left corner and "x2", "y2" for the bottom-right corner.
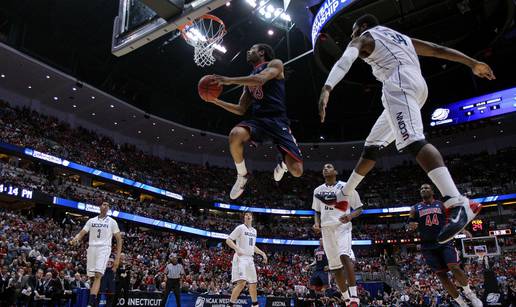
[
  {"x1": 461, "y1": 236, "x2": 500, "y2": 258},
  {"x1": 112, "y1": 0, "x2": 228, "y2": 57}
]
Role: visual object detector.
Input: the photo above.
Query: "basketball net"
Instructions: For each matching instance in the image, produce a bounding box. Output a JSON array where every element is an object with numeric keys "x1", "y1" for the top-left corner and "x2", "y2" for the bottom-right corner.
[{"x1": 178, "y1": 15, "x2": 226, "y2": 67}]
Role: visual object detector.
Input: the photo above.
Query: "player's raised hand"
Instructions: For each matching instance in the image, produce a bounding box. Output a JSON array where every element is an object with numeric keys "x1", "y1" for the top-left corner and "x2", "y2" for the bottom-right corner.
[
  {"x1": 318, "y1": 87, "x2": 331, "y2": 123},
  {"x1": 312, "y1": 223, "x2": 321, "y2": 234},
  {"x1": 68, "y1": 238, "x2": 78, "y2": 246},
  {"x1": 471, "y1": 61, "x2": 495, "y2": 80}
]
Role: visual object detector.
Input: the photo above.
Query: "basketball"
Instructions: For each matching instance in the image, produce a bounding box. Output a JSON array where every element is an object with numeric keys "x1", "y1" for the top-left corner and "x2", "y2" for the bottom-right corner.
[{"x1": 198, "y1": 75, "x2": 223, "y2": 101}]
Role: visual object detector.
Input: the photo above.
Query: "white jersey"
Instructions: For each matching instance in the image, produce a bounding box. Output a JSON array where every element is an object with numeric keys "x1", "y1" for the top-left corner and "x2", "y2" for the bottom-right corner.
[
  {"x1": 361, "y1": 25, "x2": 421, "y2": 82},
  {"x1": 83, "y1": 216, "x2": 120, "y2": 247},
  {"x1": 312, "y1": 181, "x2": 363, "y2": 229},
  {"x1": 229, "y1": 224, "x2": 257, "y2": 259}
]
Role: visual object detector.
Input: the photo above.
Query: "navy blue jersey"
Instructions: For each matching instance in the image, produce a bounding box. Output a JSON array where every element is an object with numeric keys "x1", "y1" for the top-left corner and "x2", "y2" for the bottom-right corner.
[
  {"x1": 414, "y1": 200, "x2": 452, "y2": 249},
  {"x1": 245, "y1": 62, "x2": 287, "y2": 119},
  {"x1": 414, "y1": 200, "x2": 453, "y2": 249},
  {"x1": 314, "y1": 247, "x2": 328, "y2": 271}
]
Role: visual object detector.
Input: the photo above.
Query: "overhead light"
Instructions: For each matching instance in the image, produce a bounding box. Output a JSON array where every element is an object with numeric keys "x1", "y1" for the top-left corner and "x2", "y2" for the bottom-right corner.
[
  {"x1": 45, "y1": 75, "x2": 50, "y2": 79},
  {"x1": 170, "y1": 128, "x2": 175, "y2": 132},
  {"x1": 91, "y1": 112, "x2": 96, "y2": 116},
  {"x1": 245, "y1": 0, "x2": 256, "y2": 8},
  {"x1": 264, "y1": 12, "x2": 272, "y2": 19},
  {"x1": 114, "y1": 122, "x2": 118, "y2": 125},
  {"x1": 225, "y1": 2, "x2": 230, "y2": 6},
  {"x1": 152, "y1": 122, "x2": 156, "y2": 126},
  {"x1": 53, "y1": 96, "x2": 59, "y2": 101},
  {"x1": 132, "y1": 114, "x2": 136, "y2": 118},
  {"x1": 266, "y1": 4, "x2": 274, "y2": 12},
  {"x1": 0, "y1": 74, "x2": 5, "y2": 78},
  {"x1": 138, "y1": 130, "x2": 142, "y2": 134},
  {"x1": 191, "y1": 134, "x2": 195, "y2": 137},
  {"x1": 72, "y1": 105, "x2": 77, "y2": 108},
  {"x1": 91, "y1": 96, "x2": 95, "y2": 100},
  {"x1": 267, "y1": 29, "x2": 274, "y2": 36},
  {"x1": 180, "y1": 142, "x2": 183, "y2": 145},
  {"x1": 110, "y1": 104, "x2": 114, "y2": 108},
  {"x1": 72, "y1": 87, "x2": 77, "y2": 91},
  {"x1": 27, "y1": 85, "x2": 32, "y2": 89},
  {"x1": 156, "y1": 136, "x2": 160, "y2": 139}
]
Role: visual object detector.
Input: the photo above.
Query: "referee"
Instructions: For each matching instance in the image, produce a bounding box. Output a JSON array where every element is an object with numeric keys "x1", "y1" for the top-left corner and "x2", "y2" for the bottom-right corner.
[{"x1": 161, "y1": 256, "x2": 184, "y2": 307}]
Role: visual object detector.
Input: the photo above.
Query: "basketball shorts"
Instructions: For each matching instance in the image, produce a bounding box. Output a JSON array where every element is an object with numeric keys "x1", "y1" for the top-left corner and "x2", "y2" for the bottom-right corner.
[
  {"x1": 365, "y1": 65, "x2": 429, "y2": 151},
  {"x1": 309, "y1": 270, "x2": 330, "y2": 287},
  {"x1": 422, "y1": 245, "x2": 460, "y2": 272},
  {"x1": 231, "y1": 256, "x2": 257, "y2": 283},
  {"x1": 87, "y1": 245, "x2": 111, "y2": 277},
  {"x1": 321, "y1": 224, "x2": 355, "y2": 270},
  {"x1": 237, "y1": 117, "x2": 302, "y2": 162}
]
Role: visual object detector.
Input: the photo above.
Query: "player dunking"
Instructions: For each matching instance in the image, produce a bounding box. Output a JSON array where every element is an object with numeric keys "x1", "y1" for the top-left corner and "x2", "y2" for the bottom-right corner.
[
  {"x1": 318, "y1": 14, "x2": 495, "y2": 243},
  {"x1": 70, "y1": 202, "x2": 123, "y2": 307},
  {"x1": 225, "y1": 212, "x2": 268, "y2": 307},
  {"x1": 312, "y1": 164, "x2": 363, "y2": 306},
  {"x1": 204, "y1": 43, "x2": 303, "y2": 199},
  {"x1": 408, "y1": 184, "x2": 482, "y2": 307}
]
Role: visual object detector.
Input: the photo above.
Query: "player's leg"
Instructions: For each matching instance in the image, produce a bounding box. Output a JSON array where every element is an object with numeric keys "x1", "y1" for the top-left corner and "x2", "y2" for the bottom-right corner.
[
  {"x1": 338, "y1": 226, "x2": 359, "y2": 306},
  {"x1": 88, "y1": 272, "x2": 103, "y2": 307},
  {"x1": 321, "y1": 226, "x2": 350, "y2": 303},
  {"x1": 273, "y1": 119, "x2": 303, "y2": 180},
  {"x1": 246, "y1": 261, "x2": 259, "y2": 307},
  {"x1": 248, "y1": 283, "x2": 259, "y2": 307},
  {"x1": 228, "y1": 122, "x2": 253, "y2": 199},
  {"x1": 229, "y1": 280, "x2": 246, "y2": 305},
  {"x1": 443, "y1": 246, "x2": 482, "y2": 307},
  {"x1": 339, "y1": 110, "x2": 394, "y2": 200},
  {"x1": 435, "y1": 272, "x2": 467, "y2": 307}
]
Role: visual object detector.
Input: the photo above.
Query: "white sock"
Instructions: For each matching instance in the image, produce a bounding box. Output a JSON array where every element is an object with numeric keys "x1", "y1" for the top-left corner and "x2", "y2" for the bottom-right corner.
[
  {"x1": 342, "y1": 290, "x2": 350, "y2": 300},
  {"x1": 235, "y1": 160, "x2": 247, "y2": 176},
  {"x1": 454, "y1": 295, "x2": 467, "y2": 306},
  {"x1": 427, "y1": 167, "x2": 461, "y2": 201},
  {"x1": 342, "y1": 171, "x2": 364, "y2": 195},
  {"x1": 461, "y1": 284, "x2": 472, "y2": 294},
  {"x1": 349, "y1": 286, "x2": 357, "y2": 297}
]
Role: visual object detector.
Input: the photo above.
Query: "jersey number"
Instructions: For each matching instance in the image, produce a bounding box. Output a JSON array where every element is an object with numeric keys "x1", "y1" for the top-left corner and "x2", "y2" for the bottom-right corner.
[
  {"x1": 389, "y1": 33, "x2": 408, "y2": 46},
  {"x1": 97, "y1": 229, "x2": 102, "y2": 238},
  {"x1": 248, "y1": 238, "x2": 254, "y2": 247},
  {"x1": 425, "y1": 214, "x2": 439, "y2": 226}
]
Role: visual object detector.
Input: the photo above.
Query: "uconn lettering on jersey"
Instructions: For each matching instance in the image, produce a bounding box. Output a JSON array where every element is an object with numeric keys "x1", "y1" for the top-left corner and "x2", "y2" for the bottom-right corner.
[
  {"x1": 91, "y1": 223, "x2": 109, "y2": 228},
  {"x1": 244, "y1": 231, "x2": 257, "y2": 237},
  {"x1": 418, "y1": 207, "x2": 442, "y2": 217}
]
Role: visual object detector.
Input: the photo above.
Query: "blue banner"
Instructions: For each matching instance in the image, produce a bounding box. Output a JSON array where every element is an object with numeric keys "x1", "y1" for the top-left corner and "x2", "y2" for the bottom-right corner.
[{"x1": 311, "y1": 0, "x2": 358, "y2": 46}]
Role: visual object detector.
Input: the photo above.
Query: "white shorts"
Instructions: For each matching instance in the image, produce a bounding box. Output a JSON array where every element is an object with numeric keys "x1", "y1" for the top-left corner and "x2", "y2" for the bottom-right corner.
[
  {"x1": 365, "y1": 65, "x2": 428, "y2": 151},
  {"x1": 231, "y1": 256, "x2": 257, "y2": 284},
  {"x1": 321, "y1": 224, "x2": 355, "y2": 270},
  {"x1": 87, "y1": 245, "x2": 111, "y2": 277}
]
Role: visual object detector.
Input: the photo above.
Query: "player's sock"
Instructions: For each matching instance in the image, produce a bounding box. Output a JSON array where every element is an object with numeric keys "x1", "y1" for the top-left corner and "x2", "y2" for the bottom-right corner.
[
  {"x1": 235, "y1": 160, "x2": 247, "y2": 176},
  {"x1": 88, "y1": 294, "x2": 97, "y2": 307},
  {"x1": 342, "y1": 171, "x2": 364, "y2": 196},
  {"x1": 349, "y1": 286, "x2": 357, "y2": 297},
  {"x1": 453, "y1": 295, "x2": 468, "y2": 307},
  {"x1": 427, "y1": 167, "x2": 461, "y2": 200},
  {"x1": 251, "y1": 301, "x2": 259, "y2": 307}
]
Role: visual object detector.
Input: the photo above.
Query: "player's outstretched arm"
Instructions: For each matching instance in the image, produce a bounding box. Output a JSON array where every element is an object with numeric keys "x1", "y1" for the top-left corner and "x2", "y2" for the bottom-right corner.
[
  {"x1": 225, "y1": 237, "x2": 243, "y2": 255},
  {"x1": 212, "y1": 59, "x2": 283, "y2": 87},
  {"x1": 205, "y1": 89, "x2": 252, "y2": 116},
  {"x1": 113, "y1": 232, "x2": 123, "y2": 271},
  {"x1": 339, "y1": 207, "x2": 363, "y2": 224},
  {"x1": 254, "y1": 246, "x2": 268, "y2": 264},
  {"x1": 407, "y1": 207, "x2": 418, "y2": 231},
  {"x1": 411, "y1": 38, "x2": 496, "y2": 80}
]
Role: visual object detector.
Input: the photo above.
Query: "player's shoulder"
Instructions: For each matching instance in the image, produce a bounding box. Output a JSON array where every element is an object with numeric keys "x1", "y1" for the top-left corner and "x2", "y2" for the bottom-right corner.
[
  {"x1": 313, "y1": 183, "x2": 326, "y2": 192},
  {"x1": 268, "y1": 58, "x2": 283, "y2": 66}
]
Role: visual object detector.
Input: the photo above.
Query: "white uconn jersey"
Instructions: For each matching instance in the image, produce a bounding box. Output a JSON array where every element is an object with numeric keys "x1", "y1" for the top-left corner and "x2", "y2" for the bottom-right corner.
[
  {"x1": 312, "y1": 181, "x2": 363, "y2": 229},
  {"x1": 83, "y1": 216, "x2": 120, "y2": 247},
  {"x1": 229, "y1": 224, "x2": 257, "y2": 259},
  {"x1": 361, "y1": 26, "x2": 421, "y2": 82}
]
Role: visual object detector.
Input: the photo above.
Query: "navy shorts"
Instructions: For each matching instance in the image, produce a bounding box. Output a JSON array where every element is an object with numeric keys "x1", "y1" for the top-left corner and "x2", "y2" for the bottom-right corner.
[
  {"x1": 237, "y1": 117, "x2": 302, "y2": 162},
  {"x1": 422, "y1": 245, "x2": 460, "y2": 272},
  {"x1": 309, "y1": 270, "x2": 329, "y2": 287}
]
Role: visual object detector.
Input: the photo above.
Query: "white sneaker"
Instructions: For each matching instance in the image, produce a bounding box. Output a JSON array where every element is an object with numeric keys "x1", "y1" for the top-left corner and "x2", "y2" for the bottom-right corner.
[
  {"x1": 465, "y1": 291, "x2": 483, "y2": 307},
  {"x1": 230, "y1": 173, "x2": 250, "y2": 200},
  {"x1": 273, "y1": 161, "x2": 288, "y2": 182}
]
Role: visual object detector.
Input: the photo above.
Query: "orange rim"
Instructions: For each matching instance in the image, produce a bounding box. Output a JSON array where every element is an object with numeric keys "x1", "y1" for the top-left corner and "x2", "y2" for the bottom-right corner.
[{"x1": 178, "y1": 14, "x2": 226, "y2": 43}]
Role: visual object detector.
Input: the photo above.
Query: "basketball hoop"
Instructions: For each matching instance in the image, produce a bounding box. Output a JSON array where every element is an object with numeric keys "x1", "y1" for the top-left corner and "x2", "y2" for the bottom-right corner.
[{"x1": 178, "y1": 14, "x2": 226, "y2": 67}]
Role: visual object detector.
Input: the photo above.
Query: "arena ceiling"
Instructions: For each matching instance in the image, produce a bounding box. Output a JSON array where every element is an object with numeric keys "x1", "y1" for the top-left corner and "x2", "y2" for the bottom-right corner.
[{"x1": 0, "y1": 0, "x2": 515, "y2": 143}]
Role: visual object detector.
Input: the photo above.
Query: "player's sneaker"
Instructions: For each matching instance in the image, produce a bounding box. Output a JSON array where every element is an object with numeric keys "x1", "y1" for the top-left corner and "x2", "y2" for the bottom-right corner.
[
  {"x1": 438, "y1": 196, "x2": 482, "y2": 244},
  {"x1": 464, "y1": 291, "x2": 483, "y2": 307},
  {"x1": 230, "y1": 173, "x2": 250, "y2": 200},
  {"x1": 273, "y1": 161, "x2": 288, "y2": 182},
  {"x1": 314, "y1": 192, "x2": 350, "y2": 211},
  {"x1": 347, "y1": 297, "x2": 359, "y2": 307}
]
